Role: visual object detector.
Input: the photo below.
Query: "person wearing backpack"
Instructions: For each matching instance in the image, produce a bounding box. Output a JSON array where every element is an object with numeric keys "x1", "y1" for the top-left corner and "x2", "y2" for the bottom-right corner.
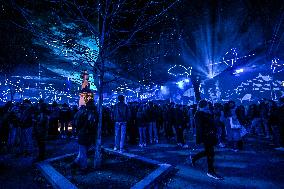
[{"x1": 113, "y1": 95, "x2": 129, "y2": 152}]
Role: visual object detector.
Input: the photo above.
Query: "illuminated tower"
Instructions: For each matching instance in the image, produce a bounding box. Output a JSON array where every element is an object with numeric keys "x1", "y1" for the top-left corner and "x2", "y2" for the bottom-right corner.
[{"x1": 79, "y1": 70, "x2": 94, "y2": 107}]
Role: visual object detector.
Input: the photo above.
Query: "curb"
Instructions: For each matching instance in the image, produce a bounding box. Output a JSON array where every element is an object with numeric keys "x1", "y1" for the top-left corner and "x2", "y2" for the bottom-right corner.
[
  {"x1": 103, "y1": 148, "x2": 174, "y2": 189},
  {"x1": 37, "y1": 148, "x2": 174, "y2": 189},
  {"x1": 37, "y1": 162, "x2": 77, "y2": 189}
]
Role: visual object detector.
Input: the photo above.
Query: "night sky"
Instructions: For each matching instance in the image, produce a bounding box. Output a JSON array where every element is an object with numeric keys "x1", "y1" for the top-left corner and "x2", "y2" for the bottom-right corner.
[{"x1": 0, "y1": 0, "x2": 283, "y2": 104}]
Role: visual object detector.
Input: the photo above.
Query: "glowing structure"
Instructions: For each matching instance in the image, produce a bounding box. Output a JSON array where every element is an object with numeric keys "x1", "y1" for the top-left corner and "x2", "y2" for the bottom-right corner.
[
  {"x1": 207, "y1": 48, "x2": 256, "y2": 79},
  {"x1": 176, "y1": 78, "x2": 190, "y2": 89},
  {"x1": 223, "y1": 48, "x2": 238, "y2": 67},
  {"x1": 271, "y1": 58, "x2": 284, "y2": 73},
  {"x1": 168, "y1": 65, "x2": 192, "y2": 77},
  {"x1": 79, "y1": 70, "x2": 94, "y2": 107},
  {"x1": 209, "y1": 51, "x2": 255, "y2": 66},
  {"x1": 233, "y1": 68, "x2": 244, "y2": 75}
]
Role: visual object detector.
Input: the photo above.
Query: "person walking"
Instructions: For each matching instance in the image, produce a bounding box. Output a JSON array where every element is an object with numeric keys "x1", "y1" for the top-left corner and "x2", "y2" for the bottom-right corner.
[{"x1": 188, "y1": 100, "x2": 223, "y2": 180}]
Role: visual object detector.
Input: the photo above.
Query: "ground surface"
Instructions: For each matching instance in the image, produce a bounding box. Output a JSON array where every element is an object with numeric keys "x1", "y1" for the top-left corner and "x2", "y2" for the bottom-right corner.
[
  {"x1": 122, "y1": 137, "x2": 284, "y2": 189},
  {"x1": 51, "y1": 153, "x2": 157, "y2": 189},
  {"x1": 0, "y1": 135, "x2": 284, "y2": 189}
]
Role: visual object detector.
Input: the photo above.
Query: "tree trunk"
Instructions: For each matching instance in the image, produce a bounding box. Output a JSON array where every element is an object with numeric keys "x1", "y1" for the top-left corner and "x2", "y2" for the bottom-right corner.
[
  {"x1": 191, "y1": 75, "x2": 201, "y2": 102},
  {"x1": 94, "y1": 73, "x2": 103, "y2": 169}
]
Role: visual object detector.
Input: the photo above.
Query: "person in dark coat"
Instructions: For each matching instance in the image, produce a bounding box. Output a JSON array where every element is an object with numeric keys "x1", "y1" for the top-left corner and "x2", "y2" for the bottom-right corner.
[
  {"x1": 20, "y1": 99, "x2": 34, "y2": 156},
  {"x1": 113, "y1": 95, "x2": 129, "y2": 152},
  {"x1": 165, "y1": 103, "x2": 175, "y2": 141},
  {"x1": 189, "y1": 100, "x2": 223, "y2": 180},
  {"x1": 34, "y1": 103, "x2": 49, "y2": 161},
  {"x1": 275, "y1": 97, "x2": 284, "y2": 150},
  {"x1": 127, "y1": 103, "x2": 138, "y2": 145},
  {"x1": 268, "y1": 100, "x2": 280, "y2": 148},
  {"x1": 174, "y1": 105, "x2": 186, "y2": 147},
  {"x1": 74, "y1": 100, "x2": 98, "y2": 170},
  {"x1": 59, "y1": 103, "x2": 72, "y2": 138},
  {"x1": 146, "y1": 101, "x2": 158, "y2": 144},
  {"x1": 48, "y1": 101, "x2": 60, "y2": 138},
  {"x1": 137, "y1": 104, "x2": 147, "y2": 147}
]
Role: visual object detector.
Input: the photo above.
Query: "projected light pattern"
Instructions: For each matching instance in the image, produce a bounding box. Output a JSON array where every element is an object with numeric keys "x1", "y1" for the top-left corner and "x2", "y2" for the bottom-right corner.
[
  {"x1": 210, "y1": 52, "x2": 256, "y2": 66},
  {"x1": 44, "y1": 37, "x2": 99, "y2": 84},
  {"x1": 176, "y1": 78, "x2": 190, "y2": 89},
  {"x1": 271, "y1": 58, "x2": 284, "y2": 73},
  {"x1": 38, "y1": 21, "x2": 100, "y2": 92},
  {"x1": 203, "y1": 72, "x2": 284, "y2": 102},
  {"x1": 222, "y1": 48, "x2": 238, "y2": 67},
  {"x1": 0, "y1": 78, "x2": 80, "y2": 105},
  {"x1": 168, "y1": 65, "x2": 192, "y2": 77},
  {"x1": 44, "y1": 37, "x2": 99, "y2": 63},
  {"x1": 112, "y1": 83, "x2": 160, "y2": 102},
  {"x1": 233, "y1": 68, "x2": 244, "y2": 75},
  {"x1": 208, "y1": 49, "x2": 255, "y2": 79},
  {"x1": 160, "y1": 85, "x2": 169, "y2": 95}
]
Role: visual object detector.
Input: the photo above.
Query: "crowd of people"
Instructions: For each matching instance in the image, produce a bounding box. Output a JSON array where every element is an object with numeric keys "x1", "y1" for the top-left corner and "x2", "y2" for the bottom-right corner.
[
  {"x1": 0, "y1": 95, "x2": 283, "y2": 177},
  {"x1": 0, "y1": 99, "x2": 77, "y2": 161},
  {"x1": 114, "y1": 96, "x2": 284, "y2": 153}
]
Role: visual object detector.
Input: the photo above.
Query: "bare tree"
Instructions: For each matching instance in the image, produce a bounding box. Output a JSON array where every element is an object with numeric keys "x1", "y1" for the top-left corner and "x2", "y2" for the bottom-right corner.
[{"x1": 10, "y1": 0, "x2": 180, "y2": 168}]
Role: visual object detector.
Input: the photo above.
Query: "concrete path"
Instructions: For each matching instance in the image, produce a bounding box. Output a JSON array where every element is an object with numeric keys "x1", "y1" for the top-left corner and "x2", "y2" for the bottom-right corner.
[{"x1": 122, "y1": 137, "x2": 284, "y2": 189}]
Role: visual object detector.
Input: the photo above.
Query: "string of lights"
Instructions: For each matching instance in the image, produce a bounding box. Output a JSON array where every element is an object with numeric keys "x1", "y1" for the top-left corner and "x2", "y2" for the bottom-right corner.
[
  {"x1": 208, "y1": 48, "x2": 255, "y2": 66},
  {"x1": 271, "y1": 58, "x2": 284, "y2": 73},
  {"x1": 168, "y1": 64, "x2": 192, "y2": 77},
  {"x1": 0, "y1": 77, "x2": 79, "y2": 104}
]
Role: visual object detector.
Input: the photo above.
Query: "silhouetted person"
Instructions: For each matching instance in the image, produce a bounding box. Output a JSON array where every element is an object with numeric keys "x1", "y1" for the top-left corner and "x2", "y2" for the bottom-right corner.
[
  {"x1": 59, "y1": 103, "x2": 71, "y2": 138},
  {"x1": 74, "y1": 100, "x2": 97, "y2": 170},
  {"x1": 137, "y1": 104, "x2": 147, "y2": 147},
  {"x1": 20, "y1": 99, "x2": 34, "y2": 156},
  {"x1": 48, "y1": 101, "x2": 60, "y2": 138},
  {"x1": 113, "y1": 95, "x2": 129, "y2": 152},
  {"x1": 34, "y1": 103, "x2": 49, "y2": 161},
  {"x1": 276, "y1": 97, "x2": 284, "y2": 150},
  {"x1": 146, "y1": 101, "x2": 158, "y2": 144},
  {"x1": 189, "y1": 100, "x2": 223, "y2": 180}
]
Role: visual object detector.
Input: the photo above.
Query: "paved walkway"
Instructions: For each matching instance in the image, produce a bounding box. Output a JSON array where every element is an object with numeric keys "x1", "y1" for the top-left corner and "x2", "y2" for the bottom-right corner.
[
  {"x1": 122, "y1": 137, "x2": 284, "y2": 189},
  {"x1": 0, "y1": 136, "x2": 283, "y2": 189}
]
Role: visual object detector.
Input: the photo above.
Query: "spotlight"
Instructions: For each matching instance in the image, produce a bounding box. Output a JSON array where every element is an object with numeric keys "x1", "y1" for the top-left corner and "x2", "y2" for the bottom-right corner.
[
  {"x1": 233, "y1": 68, "x2": 244, "y2": 75},
  {"x1": 161, "y1": 86, "x2": 169, "y2": 95},
  {"x1": 176, "y1": 81, "x2": 184, "y2": 89},
  {"x1": 236, "y1": 68, "x2": 244, "y2": 73}
]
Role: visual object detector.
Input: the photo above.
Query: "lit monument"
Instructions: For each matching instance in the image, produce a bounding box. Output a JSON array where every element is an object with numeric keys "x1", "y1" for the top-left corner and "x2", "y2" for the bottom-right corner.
[{"x1": 79, "y1": 70, "x2": 94, "y2": 107}]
